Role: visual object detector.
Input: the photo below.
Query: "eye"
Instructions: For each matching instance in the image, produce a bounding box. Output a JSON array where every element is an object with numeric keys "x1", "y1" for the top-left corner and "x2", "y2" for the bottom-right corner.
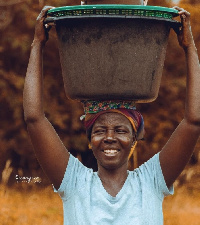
[
  {"x1": 93, "y1": 129, "x2": 106, "y2": 135},
  {"x1": 115, "y1": 129, "x2": 127, "y2": 134}
]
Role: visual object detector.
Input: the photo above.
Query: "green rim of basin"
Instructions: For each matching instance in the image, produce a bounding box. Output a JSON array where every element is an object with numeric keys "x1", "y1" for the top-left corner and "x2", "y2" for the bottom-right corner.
[{"x1": 47, "y1": 5, "x2": 179, "y2": 20}]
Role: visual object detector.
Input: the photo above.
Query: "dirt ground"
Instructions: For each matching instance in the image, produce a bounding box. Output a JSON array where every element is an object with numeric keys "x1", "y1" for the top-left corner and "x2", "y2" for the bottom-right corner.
[
  {"x1": 0, "y1": 164, "x2": 200, "y2": 225},
  {"x1": 163, "y1": 162, "x2": 200, "y2": 225}
]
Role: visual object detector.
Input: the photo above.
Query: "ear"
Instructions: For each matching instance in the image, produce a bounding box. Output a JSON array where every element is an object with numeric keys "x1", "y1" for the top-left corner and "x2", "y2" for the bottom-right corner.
[
  {"x1": 143, "y1": 0, "x2": 148, "y2": 5},
  {"x1": 88, "y1": 143, "x2": 92, "y2": 149},
  {"x1": 131, "y1": 135, "x2": 136, "y2": 147}
]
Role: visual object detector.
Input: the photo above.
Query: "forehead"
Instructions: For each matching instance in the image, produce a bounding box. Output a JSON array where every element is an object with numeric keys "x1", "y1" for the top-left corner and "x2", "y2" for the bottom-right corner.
[{"x1": 93, "y1": 112, "x2": 132, "y2": 128}]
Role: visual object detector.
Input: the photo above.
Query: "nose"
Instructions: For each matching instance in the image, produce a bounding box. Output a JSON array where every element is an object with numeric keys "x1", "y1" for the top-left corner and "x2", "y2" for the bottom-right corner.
[{"x1": 103, "y1": 129, "x2": 116, "y2": 143}]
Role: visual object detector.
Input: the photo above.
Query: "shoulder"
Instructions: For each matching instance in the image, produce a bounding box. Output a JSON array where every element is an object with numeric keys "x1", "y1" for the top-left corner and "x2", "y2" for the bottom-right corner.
[
  {"x1": 55, "y1": 153, "x2": 94, "y2": 199},
  {"x1": 66, "y1": 153, "x2": 94, "y2": 178},
  {"x1": 130, "y1": 152, "x2": 173, "y2": 198},
  {"x1": 133, "y1": 153, "x2": 160, "y2": 176}
]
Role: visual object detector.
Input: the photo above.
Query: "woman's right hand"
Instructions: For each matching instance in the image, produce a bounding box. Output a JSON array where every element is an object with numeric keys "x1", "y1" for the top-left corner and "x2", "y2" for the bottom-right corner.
[{"x1": 33, "y1": 6, "x2": 55, "y2": 46}]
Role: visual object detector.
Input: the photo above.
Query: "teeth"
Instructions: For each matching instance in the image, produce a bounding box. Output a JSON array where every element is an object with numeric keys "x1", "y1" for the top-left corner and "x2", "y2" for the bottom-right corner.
[
  {"x1": 103, "y1": 150, "x2": 119, "y2": 156},
  {"x1": 104, "y1": 150, "x2": 118, "y2": 153}
]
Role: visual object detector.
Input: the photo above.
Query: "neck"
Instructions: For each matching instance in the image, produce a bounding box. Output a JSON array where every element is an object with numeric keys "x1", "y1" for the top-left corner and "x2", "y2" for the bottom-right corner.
[{"x1": 97, "y1": 162, "x2": 128, "y2": 184}]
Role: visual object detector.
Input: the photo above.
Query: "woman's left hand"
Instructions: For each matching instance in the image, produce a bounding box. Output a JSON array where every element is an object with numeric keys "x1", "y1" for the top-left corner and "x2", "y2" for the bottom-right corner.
[
  {"x1": 160, "y1": 6, "x2": 200, "y2": 189},
  {"x1": 173, "y1": 6, "x2": 194, "y2": 50}
]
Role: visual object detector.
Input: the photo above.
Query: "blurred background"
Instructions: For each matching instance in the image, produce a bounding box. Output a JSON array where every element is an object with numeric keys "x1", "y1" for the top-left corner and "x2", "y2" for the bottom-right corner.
[{"x1": 0, "y1": 0, "x2": 200, "y2": 224}]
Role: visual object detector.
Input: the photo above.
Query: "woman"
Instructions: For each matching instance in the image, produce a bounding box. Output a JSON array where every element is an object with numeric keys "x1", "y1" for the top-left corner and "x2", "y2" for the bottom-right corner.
[{"x1": 23, "y1": 3, "x2": 200, "y2": 225}]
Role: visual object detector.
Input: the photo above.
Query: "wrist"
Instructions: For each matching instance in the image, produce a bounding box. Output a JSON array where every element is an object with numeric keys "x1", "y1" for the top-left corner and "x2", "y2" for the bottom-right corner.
[
  {"x1": 184, "y1": 43, "x2": 197, "y2": 53},
  {"x1": 31, "y1": 39, "x2": 46, "y2": 48}
]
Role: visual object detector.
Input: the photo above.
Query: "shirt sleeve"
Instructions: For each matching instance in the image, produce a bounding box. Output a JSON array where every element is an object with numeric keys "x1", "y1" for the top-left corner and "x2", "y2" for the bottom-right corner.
[
  {"x1": 136, "y1": 152, "x2": 174, "y2": 200},
  {"x1": 53, "y1": 153, "x2": 93, "y2": 201}
]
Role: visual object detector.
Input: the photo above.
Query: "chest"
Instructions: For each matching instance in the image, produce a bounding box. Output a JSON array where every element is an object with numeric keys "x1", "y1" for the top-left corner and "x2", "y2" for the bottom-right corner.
[
  {"x1": 101, "y1": 181, "x2": 125, "y2": 197},
  {"x1": 63, "y1": 172, "x2": 163, "y2": 225}
]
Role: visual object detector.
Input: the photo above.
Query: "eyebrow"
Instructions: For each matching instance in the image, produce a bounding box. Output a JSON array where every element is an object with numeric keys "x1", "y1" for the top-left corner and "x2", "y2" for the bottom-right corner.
[{"x1": 93, "y1": 125, "x2": 130, "y2": 129}]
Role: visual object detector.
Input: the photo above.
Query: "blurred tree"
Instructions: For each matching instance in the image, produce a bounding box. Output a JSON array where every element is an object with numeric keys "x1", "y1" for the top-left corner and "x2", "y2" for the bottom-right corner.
[
  {"x1": 0, "y1": 0, "x2": 92, "y2": 186},
  {"x1": 137, "y1": 0, "x2": 200, "y2": 164},
  {"x1": 181, "y1": 0, "x2": 200, "y2": 4},
  {"x1": 0, "y1": 0, "x2": 199, "y2": 186},
  {"x1": 148, "y1": 0, "x2": 171, "y2": 6}
]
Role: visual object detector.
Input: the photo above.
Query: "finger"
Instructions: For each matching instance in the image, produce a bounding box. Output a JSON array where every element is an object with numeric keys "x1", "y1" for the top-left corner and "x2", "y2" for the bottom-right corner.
[
  {"x1": 44, "y1": 24, "x2": 52, "y2": 32},
  {"x1": 41, "y1": 6, "x2": 55, "y2": 15},
  {"x1": 179, "y1": 11, "x2": 190, "y2": 18},
  {"x1": 37, "y1": 6, "x2": 55, "y2": 20},
  {"x1": 44, "y1": 24, "x2": 52, "y2": 40},
  {"x1": 173, "y1": 6, "x2": 190, "y2": 15},
  {"x1": 173, "y1": 6, "x2": 185, "y2": 12},
  {"x1": 173, "y1": 6, "x2": 190, "y2": 26},
  {"x1": 180, "y1": 14, "x2": 187, "y2": 24},
  {"x1": 180, "y1": 12, "x2": 190, "y2": 26}
]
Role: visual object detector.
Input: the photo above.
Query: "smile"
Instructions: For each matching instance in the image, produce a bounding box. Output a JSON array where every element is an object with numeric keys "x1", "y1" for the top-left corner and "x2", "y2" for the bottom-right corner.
[{"x1": 102, "y1": 149, "x2": 120, "y2": 156}]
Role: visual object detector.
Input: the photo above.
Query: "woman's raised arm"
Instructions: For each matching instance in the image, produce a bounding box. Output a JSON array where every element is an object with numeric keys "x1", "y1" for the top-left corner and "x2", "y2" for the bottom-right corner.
[
  {"x1": 160, "y1": 7, "x2": 200, "y2": 188},
  {"x1": 23, "y1": 6, "x2": 69, "y2": 189}
]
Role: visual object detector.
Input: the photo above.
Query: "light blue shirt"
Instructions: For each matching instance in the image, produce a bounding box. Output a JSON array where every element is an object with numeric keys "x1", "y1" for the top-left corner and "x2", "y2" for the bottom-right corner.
[{"x1": 55, "y1": 153, "x2": 173, "y2": 225}]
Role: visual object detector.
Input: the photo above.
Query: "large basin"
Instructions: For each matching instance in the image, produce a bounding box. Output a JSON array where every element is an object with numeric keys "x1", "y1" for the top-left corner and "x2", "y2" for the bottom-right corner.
[{"x1": 47, "y1": 5, "x2": 179, "y2": 102}]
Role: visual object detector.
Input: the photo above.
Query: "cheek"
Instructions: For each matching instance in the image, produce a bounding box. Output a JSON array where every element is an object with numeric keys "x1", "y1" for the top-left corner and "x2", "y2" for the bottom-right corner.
[
  {"x1": 91, "y1": 135, "x2": 103, "y2": 147},
  {"x1": 90, "y1": 136, "x2": 104, "y2": 159},
  {"x1": 118, "y1": 135, "x2": 133, "y2": 147}
]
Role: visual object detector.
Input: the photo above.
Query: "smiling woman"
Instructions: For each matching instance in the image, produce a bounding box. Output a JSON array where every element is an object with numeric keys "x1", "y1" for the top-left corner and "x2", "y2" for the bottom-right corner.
[{"x1": 23, "y1": 3, "x2": 200, "y2": 225}]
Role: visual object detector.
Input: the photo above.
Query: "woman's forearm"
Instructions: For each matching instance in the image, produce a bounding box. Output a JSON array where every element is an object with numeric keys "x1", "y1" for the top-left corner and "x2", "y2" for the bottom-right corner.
[
  {"x1": 23, "y1": 40, "x2": 45, "y2": 122},
  {"x1": 184, "y1": 44, "x2": 200, "y2": 125}
]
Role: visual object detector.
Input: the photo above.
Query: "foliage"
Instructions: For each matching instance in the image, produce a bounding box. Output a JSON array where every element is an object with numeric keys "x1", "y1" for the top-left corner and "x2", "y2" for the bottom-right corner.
[{"x1": 0, "y1": 0, "x2": 200, "y2": 185}]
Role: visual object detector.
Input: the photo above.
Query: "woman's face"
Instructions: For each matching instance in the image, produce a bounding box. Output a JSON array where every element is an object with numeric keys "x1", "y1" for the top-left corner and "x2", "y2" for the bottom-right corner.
[{"x1": 90, "y1": 112, "x2": 135, "y2": 170}]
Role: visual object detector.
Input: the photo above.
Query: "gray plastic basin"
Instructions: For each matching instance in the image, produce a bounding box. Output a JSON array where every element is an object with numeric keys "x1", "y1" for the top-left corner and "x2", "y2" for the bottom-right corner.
[{"x1": 47, "y1": 5, "x2": 180, "y2": 102}]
